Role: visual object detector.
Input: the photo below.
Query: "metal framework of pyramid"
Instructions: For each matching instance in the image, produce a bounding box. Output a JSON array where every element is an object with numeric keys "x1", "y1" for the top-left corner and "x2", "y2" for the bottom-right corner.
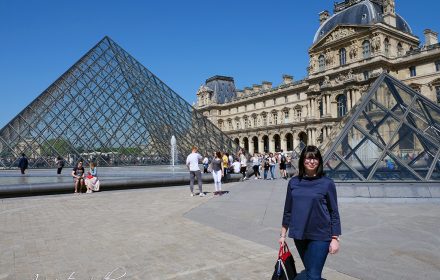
[
  {"x1": 323, "y1": 73, "x2": 440, "y2": 182},
  {"x1": 0, "y1": 37, "x2": 237, "y2": 168}
]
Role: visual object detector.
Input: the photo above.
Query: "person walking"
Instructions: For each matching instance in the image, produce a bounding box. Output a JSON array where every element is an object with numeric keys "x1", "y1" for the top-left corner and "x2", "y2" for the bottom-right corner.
[
  {"x1": 211, "y1": 151, "x2": 224, "y2": 195},
  {"x1": 251, "y1": 153, "x2": 261, "y2": 179},
  {"x1": 278, "y1": 145, "x2": 341, "y2": 280},
  {"x1": 18, "y1": 153, "x2": 29, "y2": 175},
  {"x1": 186, "y1": 146, "x2": 205, "y2": 197},
  {"x1": 239, "y1": 150, "x2": 248, "y2": 180},
  {"x1": 56, "y1": 156, "x2": 65, "y2": 175},
  {"x1": 279, "y1": 150, "x2": 288, "y2": 179}
]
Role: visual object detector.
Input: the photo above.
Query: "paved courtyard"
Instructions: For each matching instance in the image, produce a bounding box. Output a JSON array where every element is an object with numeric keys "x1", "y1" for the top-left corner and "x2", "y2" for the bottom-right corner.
[{"x1": 0, "y1": 177, "x2": 439, "y2": 279}]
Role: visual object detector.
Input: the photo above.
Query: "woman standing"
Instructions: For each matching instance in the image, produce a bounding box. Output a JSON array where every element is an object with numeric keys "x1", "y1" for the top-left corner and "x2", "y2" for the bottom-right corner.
[
  {"x1": 211, "y1": 151, "x2": 224, "y2": 195},
  {"x1": 278, "y1": 145, "x2": 341, "y2": 280}
]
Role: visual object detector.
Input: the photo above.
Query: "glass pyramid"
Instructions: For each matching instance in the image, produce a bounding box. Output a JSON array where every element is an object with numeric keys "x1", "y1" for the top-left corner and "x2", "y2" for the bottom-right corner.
[
  {"x1": 0, "y1": 37, "x2": 237, "y2": 168},
  {"x1": 323, "y1": 73, "x2": 440, "y2": 182}
]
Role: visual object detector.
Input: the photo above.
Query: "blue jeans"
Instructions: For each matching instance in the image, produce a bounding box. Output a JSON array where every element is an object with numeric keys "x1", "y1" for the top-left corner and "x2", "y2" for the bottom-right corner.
[
  {"x1": 294, "y1": 239, "x2": 330, "y2": 280},
  {"x1": 269, "y1": 165, "x2": 275, "y2": 179}
]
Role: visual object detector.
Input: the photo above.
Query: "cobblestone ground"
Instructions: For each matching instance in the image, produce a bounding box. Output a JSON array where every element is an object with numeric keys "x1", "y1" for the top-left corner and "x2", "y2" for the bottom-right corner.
[{"x1": 0, "y1": 184, "x2": 359, "y2": 280}]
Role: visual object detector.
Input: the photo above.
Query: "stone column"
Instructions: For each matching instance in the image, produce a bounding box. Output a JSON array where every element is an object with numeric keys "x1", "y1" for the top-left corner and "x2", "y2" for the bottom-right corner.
[
  {"x1": 248, "y1": 136, "x2": 255, "y2": 155},
  {"x1": 269, "y1": 135, "x2": 275, "y2": 153},
  {"x1": 258, "y1": 136, "x2": 265, "y2": 154},
  {"x1": 347, "y1": 91, "x2": 352, "y2": 110},
  {"x1": 322, "y1": 96, "x2": 327, "y2": 116},
  {"x1": 281, "y1": 133, "x2": 287, "y2": 152},
  {"x1": 326, "y1": 95, "x2": 331, "y2": 117}
]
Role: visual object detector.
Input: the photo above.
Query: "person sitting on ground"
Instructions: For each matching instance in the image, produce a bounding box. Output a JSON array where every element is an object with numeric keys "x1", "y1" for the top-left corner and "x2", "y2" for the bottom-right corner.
[
  {"x1": 72, "y1": 160, "x2": 85, "y2": 193},
  {"x1": 85, "y1": 161, "x2": 100, "y2": 193},
  {"x1": 231, "y1": 158, "x2": 241, "y2": 174}
]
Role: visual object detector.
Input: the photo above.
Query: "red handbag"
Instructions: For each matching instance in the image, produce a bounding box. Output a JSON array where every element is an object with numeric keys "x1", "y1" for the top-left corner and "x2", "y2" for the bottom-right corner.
[{"x1": 272, "y1": 243, "x2": 298, "y2": 280}]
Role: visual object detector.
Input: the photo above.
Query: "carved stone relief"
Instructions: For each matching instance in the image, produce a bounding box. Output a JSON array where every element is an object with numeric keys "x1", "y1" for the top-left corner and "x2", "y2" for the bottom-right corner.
[
  {"x1": 348, "y1": 40, "x2": 359, "y2": 59},
  {"x1": 324, "y1": 28, "x2": 356, "y2": 44}
]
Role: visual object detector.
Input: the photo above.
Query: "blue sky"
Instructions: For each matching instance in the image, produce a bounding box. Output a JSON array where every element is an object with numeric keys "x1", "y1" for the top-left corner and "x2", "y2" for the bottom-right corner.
[{"x1": 1, "y1": 0, "x2": 439, "y2": 129}]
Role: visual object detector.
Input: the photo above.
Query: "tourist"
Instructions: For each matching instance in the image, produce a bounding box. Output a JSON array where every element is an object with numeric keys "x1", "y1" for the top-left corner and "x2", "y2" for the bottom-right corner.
[
  {"x1": 72, "y1": 160, "x2": 86, "y2": 193},
  {"x1": 202, "y1": 154, "x2": 209, "y2": 173},
  {"x1": 263, "y1": 154, "x2": 270, "y2": 179},
  {"x1": 251, "y1": 153, "x2": 261, "y2": 179},
  {"x1": 56, "y1": 156, "x2": 65, "y2": 175},
  {"x1": 239, "y1": 150, "x2": 248, "y2": 180},
  {"x1": 279, "y1": 150, "x2": 288, "y2": 179},
  {"x1": 211, "y1": 151, "x2": 224, "y2": 195},
  {"x1": 85, "y1": 161, "x2": 100, "y2": 193},
  {"x1": 18, "y1": 153, "x2": 29, "y2": 175},
  {"x1": 279, "y1": 145, "x2": 341, "y2": 280},
  {"x1": 222, "y1": 152, "x2": 229, "y2": 178},
  {"x1": 186, "y1": 146, "x2": 205, "y2": 197},
  {"x1": 231, "y1": 158, "x2": 241, "y2": 174},
  {"x1": 269, "y1": 152, "x2": 276, "y2": 180}
]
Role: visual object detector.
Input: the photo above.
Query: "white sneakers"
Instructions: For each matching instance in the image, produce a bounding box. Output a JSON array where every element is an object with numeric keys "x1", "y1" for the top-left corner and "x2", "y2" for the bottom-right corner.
[{"x1": 190, "y1": 192, "x2": 206, "y2": 197}]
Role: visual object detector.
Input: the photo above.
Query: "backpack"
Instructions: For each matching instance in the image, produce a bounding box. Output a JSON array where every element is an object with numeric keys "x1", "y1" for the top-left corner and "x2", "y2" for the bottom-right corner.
[
  {"x1": 264, "y1": 158, "x2": 270, "y2": 168},
  {"x1": 281, "y1": 155, "x2": 286, "y2": 163}
]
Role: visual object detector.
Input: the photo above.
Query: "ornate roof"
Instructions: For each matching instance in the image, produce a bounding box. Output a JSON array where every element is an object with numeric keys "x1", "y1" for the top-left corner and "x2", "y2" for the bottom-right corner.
[{"x1": 313, "y1": 0, "x2": 412, "y2": 43}]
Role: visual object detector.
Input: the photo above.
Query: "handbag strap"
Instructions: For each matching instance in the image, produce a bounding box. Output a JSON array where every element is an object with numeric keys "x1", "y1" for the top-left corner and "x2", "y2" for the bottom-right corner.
[{"x1": 278, "y1": 242, "x2": 291, "y2": 257}]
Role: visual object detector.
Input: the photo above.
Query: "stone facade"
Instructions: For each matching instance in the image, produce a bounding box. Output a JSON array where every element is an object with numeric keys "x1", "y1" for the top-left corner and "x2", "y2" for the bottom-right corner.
[{"x1": 196, "y1": 0, "x2": 440, "y2": 154}]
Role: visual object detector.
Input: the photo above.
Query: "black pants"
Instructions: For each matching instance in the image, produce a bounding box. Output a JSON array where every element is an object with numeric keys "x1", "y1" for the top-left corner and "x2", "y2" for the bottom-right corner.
[
  {"x1": 240, "y1": 166, "x2": 247, "y2": 178},
  {"x1": 57, "y1": 167, "x2": 63, "y2": 174}
]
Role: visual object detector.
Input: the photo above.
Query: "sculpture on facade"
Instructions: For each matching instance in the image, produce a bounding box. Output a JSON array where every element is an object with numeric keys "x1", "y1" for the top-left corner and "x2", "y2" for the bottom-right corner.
[
  {"x1": 325, "y1": 49, "x2": 334, "y2": 66},
  {"x1": 371, "y1": 34, "x2": 381, "y2": 53},
  {"x1": 348, "y1": 40, "x2": 358, "y2": 59},
  {"x1": 384, "y1": 0, "x2": 395, "y2": 14}
]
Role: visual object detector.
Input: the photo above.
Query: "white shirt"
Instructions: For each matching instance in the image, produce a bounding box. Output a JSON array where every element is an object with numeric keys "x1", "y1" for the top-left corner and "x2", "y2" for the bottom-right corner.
[
  {"x1": 232, "y1": 162, "x2": 241, "y2": 173},
  {"x1": 186, "y1": 152, "x2": 202, "y2": 171},
  {"x1": 240, "y1": 154, "x2": 247, "y2": 167}
]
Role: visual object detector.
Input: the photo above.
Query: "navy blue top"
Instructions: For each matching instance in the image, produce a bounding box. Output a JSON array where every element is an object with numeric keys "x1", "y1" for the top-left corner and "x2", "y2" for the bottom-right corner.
[{"x1": 282, "y1": 176, "x2": 341, "y2": 241}]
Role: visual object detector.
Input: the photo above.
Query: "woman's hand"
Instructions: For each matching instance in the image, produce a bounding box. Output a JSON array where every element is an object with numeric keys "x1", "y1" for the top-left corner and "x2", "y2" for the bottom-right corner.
[
  {"x1": 278, "y1": 236, "x2": 286, "y2": 246},
  {"x1": 329, "y1": 239, "x2": 340, "y2": 254}
]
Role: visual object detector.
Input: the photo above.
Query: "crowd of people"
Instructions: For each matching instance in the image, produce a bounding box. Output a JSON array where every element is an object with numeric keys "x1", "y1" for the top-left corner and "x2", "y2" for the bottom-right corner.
[
  {"x1": 201, "y1": 149, "x2": 294, "y2": 181},
  {"x1": 186, "y1": 146, "x2": 297, "y2": 197}
]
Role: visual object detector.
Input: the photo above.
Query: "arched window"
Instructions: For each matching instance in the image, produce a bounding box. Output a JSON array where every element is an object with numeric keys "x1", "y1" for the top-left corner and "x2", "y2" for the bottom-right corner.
[
  {"x1": 337, "y1": 95, "x2": 347, "y2": 117},
  {"x1": 339, "y1": 48, "x2": 347, "y2": 66},
  {"x1": 318, "y1": 55, "x2": 325, "y2": 71},
  {"x1": 384, "y1": 38, "x2": 390, "y2": 56},
  {"x1": 362, "y1": 40, "x2": 371, "y2": 59}
]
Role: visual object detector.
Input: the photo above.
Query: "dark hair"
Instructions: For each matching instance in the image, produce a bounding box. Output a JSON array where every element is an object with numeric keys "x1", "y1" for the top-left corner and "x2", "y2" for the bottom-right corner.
[
  {"x1": 215, "y1": 151, "x2": 222, "y2": 158},
  {"x1": 298, "y1": 145, "x2": 324, "y2": 178}
]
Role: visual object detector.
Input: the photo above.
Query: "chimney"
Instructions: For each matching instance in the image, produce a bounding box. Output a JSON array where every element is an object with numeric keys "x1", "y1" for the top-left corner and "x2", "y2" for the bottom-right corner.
[
  {"x1": 319, "y1": 10, "x2": 330, "y2": 25},
  {"x1": 236, "y1": 90, "x2": 244, "y2": 98},
  {"x1": 282, "y1": 75, "x2": 294, "y2": 84},
  {"x1": 252, "y1": 84, "x2": 262, "y2": 93},
  {"x1": 262, "y1": 81, "x2": 273, "y2": 90},
  {"x1": 244, "y1": 87, "x2": 252, "y2": 95},
  {"x1": 424, "y1": 29, "x2": 439, "y2": 46}
]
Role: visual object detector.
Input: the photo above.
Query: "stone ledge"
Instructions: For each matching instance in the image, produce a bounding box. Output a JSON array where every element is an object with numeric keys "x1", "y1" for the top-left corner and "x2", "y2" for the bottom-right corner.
[{"x1": 0, "y1": 174, "x2": 243, "y2": 198}]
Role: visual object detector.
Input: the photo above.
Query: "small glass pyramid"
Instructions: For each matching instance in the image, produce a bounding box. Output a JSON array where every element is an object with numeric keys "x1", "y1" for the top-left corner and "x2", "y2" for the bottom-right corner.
[{"x1": 323, "y1": 73, "x2": 440, "y2": 182}]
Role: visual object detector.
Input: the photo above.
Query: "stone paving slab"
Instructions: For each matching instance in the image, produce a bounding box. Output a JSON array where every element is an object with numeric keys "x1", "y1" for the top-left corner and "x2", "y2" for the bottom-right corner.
[
  {"x1": 186, "y1": 178, "x2": 440, "y2": 280},
  {"x1": 2, "y1": 178, "x2": 439, "y2": 279},
  {"x1": 0, "y1": 182, "x2": 361, "y2": 280}
]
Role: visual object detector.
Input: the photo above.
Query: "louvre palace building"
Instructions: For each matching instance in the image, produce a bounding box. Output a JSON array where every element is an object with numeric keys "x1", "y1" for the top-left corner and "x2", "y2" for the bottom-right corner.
[{"x1": 196, "y1": 0, "x2": 440, "y2": 155}]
